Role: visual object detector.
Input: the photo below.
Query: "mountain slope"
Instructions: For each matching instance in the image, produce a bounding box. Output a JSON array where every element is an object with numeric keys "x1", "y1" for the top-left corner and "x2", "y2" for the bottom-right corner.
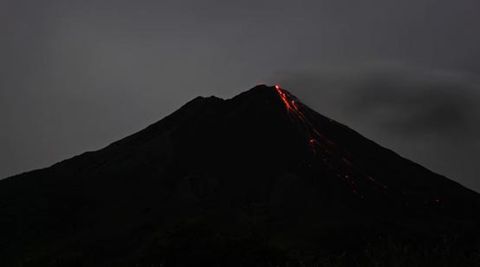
[{"x1": 1, "y1": 85, "x2": 479, "y2": 266}]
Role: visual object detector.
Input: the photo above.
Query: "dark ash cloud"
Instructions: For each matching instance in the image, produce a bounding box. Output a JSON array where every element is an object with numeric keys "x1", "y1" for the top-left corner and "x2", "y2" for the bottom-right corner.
[{"x1": 350, "y1": 71, "x2": 480, "y2": 139}]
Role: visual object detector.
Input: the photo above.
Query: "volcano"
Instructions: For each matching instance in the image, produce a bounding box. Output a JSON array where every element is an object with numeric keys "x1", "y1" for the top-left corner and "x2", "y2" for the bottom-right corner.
[{"x1": 1, "y1": 85, "x2": 479, "y2": 266}]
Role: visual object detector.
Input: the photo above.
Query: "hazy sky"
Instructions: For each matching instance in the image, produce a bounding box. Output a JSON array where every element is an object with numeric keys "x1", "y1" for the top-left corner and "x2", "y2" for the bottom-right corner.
[{"x1": 1, "y1": 0, "x2": 479, "y2": 191}]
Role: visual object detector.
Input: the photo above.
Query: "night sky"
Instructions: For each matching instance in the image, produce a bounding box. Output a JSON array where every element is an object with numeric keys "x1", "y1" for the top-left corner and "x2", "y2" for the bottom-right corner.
[{"x1": 1, "y1": 0, "x2": 479, "y2": 192}]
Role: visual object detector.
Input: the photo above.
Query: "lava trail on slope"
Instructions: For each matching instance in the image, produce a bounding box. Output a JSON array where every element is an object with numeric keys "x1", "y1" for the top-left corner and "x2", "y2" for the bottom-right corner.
[{"x1": 274, "y1": 84, "x2": 388, "y2": 198}]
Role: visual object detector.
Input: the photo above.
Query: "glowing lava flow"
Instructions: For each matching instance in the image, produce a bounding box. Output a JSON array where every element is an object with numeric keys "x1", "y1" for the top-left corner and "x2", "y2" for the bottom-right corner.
[
  {"x1": 275, "y1": 84, "x2": 337, "y2": 154},
  {"x1": 274, "y1": 85, "x2": 388, "y2": 197},
  {"x1": 275, "y1": 85, "x2": 293, "y2": 111}
]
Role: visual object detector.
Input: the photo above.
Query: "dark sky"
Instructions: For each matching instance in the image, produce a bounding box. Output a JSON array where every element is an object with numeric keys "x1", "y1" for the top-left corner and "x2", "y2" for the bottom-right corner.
[{"x1": 1, "y1": 0, "x2": 479, "y2": 192}]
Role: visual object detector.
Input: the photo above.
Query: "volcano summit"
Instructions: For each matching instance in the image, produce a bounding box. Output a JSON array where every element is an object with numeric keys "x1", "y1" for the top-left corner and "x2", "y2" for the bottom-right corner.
[{"x1": 1, "y1": 85, "x2": 479, "y2": 266}]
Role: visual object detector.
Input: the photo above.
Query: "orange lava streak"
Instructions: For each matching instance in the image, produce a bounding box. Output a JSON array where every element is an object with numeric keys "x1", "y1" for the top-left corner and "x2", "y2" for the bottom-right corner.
[
  {"x1": 275, "y1": 85, "x2": 293, "y2": 110},
  {"x1": 274, "y1": 84, "x2": 388, "y2": 197}
]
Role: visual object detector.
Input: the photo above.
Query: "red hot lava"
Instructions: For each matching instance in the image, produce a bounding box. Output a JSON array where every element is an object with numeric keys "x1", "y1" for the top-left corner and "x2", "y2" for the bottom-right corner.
[{"x1": 273, "y1": 84, "x2": 388, "y2": 198}]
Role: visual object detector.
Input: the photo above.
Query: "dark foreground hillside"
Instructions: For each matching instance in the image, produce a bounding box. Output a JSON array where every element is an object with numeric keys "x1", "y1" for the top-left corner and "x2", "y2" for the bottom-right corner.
[{"x1": 1, "y1": 85, "x2": 479, "y2": 266}]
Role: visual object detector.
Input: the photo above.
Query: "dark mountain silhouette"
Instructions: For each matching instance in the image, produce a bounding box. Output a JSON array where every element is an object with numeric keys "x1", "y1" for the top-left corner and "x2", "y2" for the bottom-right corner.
[{"x1": 1, "y1": 85, "x2": 479, "y2": 266}]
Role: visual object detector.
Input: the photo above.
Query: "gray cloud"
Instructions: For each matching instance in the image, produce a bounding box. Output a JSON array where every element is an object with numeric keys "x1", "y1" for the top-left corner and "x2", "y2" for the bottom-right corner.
[{"x1": 350, "y1": 71, "x2": 480, "y2": 138}]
